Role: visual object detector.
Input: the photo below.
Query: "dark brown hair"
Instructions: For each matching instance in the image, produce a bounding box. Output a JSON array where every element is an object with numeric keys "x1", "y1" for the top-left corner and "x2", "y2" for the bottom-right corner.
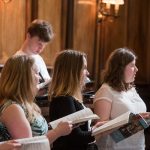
[
  {"x1": 27, "y1": 19, "x2": 54, "y2": 42},
  {"x1": 102, "y1": 48, "x2": 137, "y2": 91}
]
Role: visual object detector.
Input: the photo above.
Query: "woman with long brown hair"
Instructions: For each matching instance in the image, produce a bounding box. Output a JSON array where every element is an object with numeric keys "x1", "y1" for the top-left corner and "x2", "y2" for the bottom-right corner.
[
  {"x1": 94, "y1": 48, "x2": 149, "y2": 150},
  {"x1": 49, "y1": 50, "x2": 97, "y2": 150}
]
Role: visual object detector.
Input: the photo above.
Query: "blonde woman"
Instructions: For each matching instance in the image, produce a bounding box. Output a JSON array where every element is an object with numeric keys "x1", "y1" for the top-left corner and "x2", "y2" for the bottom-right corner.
[
  {"x1": 49, "y1": 50, "x2": 97, "y2": 150},
  {"x1": 0, "y1": 55, "x2": 72, "y2": 144}
]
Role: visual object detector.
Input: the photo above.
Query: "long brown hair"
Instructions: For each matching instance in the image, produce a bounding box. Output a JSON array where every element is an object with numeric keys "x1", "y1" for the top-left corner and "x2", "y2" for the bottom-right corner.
[
  {"x1": 0, "y1": 55, "x2": 40, "y2": 119},
  {"x1": 102, "y1": 48, "x2": 137, "y2": 91},
  {"x1": 49, "y1": 50, "x2": 86, "y2": 102}
]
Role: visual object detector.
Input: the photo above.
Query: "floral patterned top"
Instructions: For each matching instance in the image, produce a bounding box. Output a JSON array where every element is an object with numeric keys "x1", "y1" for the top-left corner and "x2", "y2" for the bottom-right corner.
[{"x1": 0, "y1": 100, "x2": 48, "y2": 141}]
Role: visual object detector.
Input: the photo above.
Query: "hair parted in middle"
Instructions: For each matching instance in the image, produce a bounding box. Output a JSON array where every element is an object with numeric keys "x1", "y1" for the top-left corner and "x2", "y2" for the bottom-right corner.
[
  {"x1": 102, "y1": 47, "x2": 137, "y2": 91},
  {"x1": 49, "y1": 49, "x2": 86, "y2": 101}
]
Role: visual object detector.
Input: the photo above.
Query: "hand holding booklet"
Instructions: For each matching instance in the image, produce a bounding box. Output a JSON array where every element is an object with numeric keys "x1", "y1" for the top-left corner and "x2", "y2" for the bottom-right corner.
[
  {"x1": 0, "y1": 136, "x2": 50, "y2": 150},
  {"x1": 92, "y1": 111, "x2": 150, "y2": 143},
  {"x1": 16, "y1": 136, "x2": 50, "y2": 150},
  {"x1": 110, "y1": 112, "x2": 150, "y2": 143},
  {"x1": 92, "y1": 111, "x2": 131, "y2": 136},
  {"x1": 49, "y1": 108, "x2": 100, "y2": 129}
]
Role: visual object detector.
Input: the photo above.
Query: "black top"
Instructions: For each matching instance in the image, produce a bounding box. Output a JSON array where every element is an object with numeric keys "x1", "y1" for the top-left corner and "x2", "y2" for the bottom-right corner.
[{"x1": 49, "y1": 95, "x2": 95, "y2": 150}]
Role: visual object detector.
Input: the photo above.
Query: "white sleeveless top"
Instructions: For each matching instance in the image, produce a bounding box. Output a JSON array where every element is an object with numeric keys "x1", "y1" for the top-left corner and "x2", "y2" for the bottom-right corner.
[{"x1": 94, "y1": 83, "x2": 146, "y2": 150}]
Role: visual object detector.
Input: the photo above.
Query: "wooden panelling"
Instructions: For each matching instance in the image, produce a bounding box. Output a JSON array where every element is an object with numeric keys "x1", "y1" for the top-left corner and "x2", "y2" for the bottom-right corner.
[
  {"x1": 94, "y1": 0, "x2": 150, "y2": 87},
  {"x1": 0, "y1": 0, "x2": 26, "y2": 64},
  {"x1": 38, "y1": 0, "x2": 62, "y2": 66},
  {"x1": 73, "y1": 0, "x2": 97, "y2": 76},
  {"x1": 1, "y1": 0, "x2": 150, "y2": 87},
  {"x1": 126, "y1": 0, "x2": 150, "y2": 84},
  {"x1": 94, "y1": 1, "x2": 126, "y2": 88},
  {"x1": 146, "y1": 2, "x2": 150, "y2": 83}
]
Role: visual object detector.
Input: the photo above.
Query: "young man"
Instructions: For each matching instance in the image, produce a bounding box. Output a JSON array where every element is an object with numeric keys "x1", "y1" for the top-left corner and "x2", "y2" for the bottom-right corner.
[{"x1": 15, "y1": 19, "x2": 54, "y2": 91}]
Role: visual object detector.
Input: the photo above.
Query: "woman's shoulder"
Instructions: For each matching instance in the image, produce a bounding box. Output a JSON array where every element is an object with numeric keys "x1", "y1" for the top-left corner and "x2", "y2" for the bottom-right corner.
[
  {"x1": 94, "y1": 83, "x2": 114, "y2": 103},
  {"x1": 95, "y1": 83, "x2": 113, "y2": 95},
  {"x1": 0, "y1": 100, "x2": 20, "y2": 114},
  {"x1": 52, "y1": 95, "x2": 75, "y2": 101},
  {"x1": 1, "y1": 102, "x2": 25, "y2": 117},
  {"x1": 50, "y1": 95, "x2": 76, "y2": 106}
]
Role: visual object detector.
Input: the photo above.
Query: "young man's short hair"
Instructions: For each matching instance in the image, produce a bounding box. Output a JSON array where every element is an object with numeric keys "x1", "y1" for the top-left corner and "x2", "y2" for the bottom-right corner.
[{"x1": 27, "y1": 19, "x2": 54, "y2": 42}]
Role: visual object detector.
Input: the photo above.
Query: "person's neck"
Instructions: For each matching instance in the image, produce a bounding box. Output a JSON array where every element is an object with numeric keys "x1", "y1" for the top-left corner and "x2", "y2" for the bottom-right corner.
[
  {"x1": 20, "y1": 41, "x2": 33, "y2": 55},
  {"x1": 73, "y1": 90, "x2": 83, "y2": 102}
]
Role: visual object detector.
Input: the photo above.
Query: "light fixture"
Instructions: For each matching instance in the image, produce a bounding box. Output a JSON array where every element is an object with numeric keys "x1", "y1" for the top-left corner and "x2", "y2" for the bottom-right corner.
[
  {"x1": 98, "y1": 0, "x2": 124, "y2": 22},
  {"x1": 1, "y1": 0, "x2": 12, "y2": 3}
]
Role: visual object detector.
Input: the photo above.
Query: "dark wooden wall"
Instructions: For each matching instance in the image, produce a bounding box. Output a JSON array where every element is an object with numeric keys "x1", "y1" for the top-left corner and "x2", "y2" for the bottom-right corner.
[
  {"x1": 0, "y1": 1, "x2": 150, "y2": 148},
  {"x1": 0, "y1": 0, "x2": 150, "y2": 89}
]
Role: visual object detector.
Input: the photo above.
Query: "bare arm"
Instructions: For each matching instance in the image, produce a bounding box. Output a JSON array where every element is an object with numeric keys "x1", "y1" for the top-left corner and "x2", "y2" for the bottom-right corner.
[
  {"x1": 1, "y1": 104, "x2": 32, "y2": 139},
  {"x1": 93, "y1": 100, "x2": 115, "y2": 138},
  {"x1": 94, "y1": 99, "x2": 112, "y2": 121}
]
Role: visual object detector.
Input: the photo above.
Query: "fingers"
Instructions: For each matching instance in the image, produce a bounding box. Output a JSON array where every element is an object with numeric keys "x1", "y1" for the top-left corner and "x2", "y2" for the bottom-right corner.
[
  {"x1": 0, "y1": 141, "x2": 21, "y2": 150},
  {"x1": 59, "y1": 121, "x2": 73, "y2": 129},
  {"x1": 56, "y1": 121, "x2": 73, "y2": 136},
  {"x1": 139, "y1": 112, "x2": 150, "y2": 119},
  {"x1": 8, "y1": 140, "x2": 22, "y2": 147},
  {"x1": 92, "y1": 121, "x2": 108, "y2": 130}
]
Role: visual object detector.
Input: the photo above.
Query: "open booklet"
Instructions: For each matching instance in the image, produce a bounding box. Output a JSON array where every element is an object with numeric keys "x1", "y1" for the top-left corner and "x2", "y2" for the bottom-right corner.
[
  {"x1": 49, "y1": 108, "x2": 100, "y2": 129},
  {"x1": 92, "y1": 111, "x2": 150, "y2": 143},
  {"x1": 0, "y1": 136, "x2": 50, "y2": 150},
  {"x1": 16, "y1": 136, "x2": 50, "y2": 150},
  {"x1": 110, "y1": 113, "x2": 150, "y2": 143},
  {"x1": 92, "y1": 111, "x2": 132, "y2": 136}
]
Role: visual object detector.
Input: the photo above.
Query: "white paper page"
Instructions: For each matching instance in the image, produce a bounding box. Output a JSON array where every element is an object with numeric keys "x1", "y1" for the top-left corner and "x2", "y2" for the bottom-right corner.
[
  {"x1": 16, "y1": 136, "x2": 50, "y2": 150},
  {"x1": 49, "y1": 108, "x2": 94, "y2": 129},
  {"x1": 72, "y1": 114, "x2": 99, "y2": 124},
  {"x1": 92, "y1": 111, "x2": 131, "y2": 136}
]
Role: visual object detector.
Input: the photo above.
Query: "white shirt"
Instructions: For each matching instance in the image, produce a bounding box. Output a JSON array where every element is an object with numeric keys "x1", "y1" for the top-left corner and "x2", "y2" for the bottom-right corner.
[
  {"x1": 94, "y1": 83, "x2": 146, "y2": 150},
  {"x1": 15, "y1": 50, "x2": 51, "y2": 82}
]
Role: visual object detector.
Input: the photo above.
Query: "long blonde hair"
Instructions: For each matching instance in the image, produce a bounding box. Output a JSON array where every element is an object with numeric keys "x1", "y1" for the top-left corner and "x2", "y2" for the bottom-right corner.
[
  {"x1": 0, "y1": 55, "x2": 40, "y2": 120},
  {"x1": 49, "y1": 50, "x2": 86, "y2": 102}
]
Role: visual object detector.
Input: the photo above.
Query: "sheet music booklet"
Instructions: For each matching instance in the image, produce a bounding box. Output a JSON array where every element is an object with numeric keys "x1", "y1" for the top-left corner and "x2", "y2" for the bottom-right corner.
[
  {"x1": 0, "y1": 136, "x2": 50, "y2": 150},
  {"x1": 110, "y1": 113, "x2": 150, "y2": 143},
  {"x1": 49, "y1": 108, "x2": 99, "y2": 129},
  {"x1": 92, "y1": 111, "x2": 150, "y2": 143}
]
